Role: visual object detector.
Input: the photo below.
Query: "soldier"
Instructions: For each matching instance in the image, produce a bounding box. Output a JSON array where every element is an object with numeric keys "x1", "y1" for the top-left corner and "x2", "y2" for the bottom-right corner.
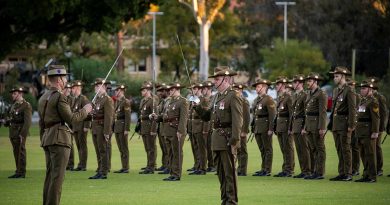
[
  {"x1": 329, "y1": 67, "x2": 356, "y2": 181},
  {"x1": 113, "y1": 84, "x2": 131, "y2": 173},
  {"x1": 251, "y1": 79, "x2": 276, "y2": 177},
  {"x1": 63, "y1": 83, "x2": 75, "y2": 170},
  {"x1": 5, "y1": 86, "x2": 32, "y2": 178},
  {"x1": 188, "y1": 83, "x2": 204, "y2": 175},
  {"x1": 139, "y1": 81, "x2": 158, "y2": 174},
  {"x1": 367, "y1": 77, "x2": 388, "y2": 176},
  {"x1": 156, "y1": 83, "x2": 170, "y2": 174},
  {"x1": 233, "y1": 83, "x2": 250, "y2": 176},
  {"x1": 290, "y1": 74, "x2": 311, "y2": 178},
  {"x1": 194, "y1": 66, "x2": 242, "y2": 204},
  {"x1": 201, "y1": 81, "x2": 216, "y2": 172},
  {"x1": 89, "y1": 78, "x2": 114, "y2": 179},
  {"x1": 273, "y1": 76, "x2": 294, "y2": 177},
  {"x1": 38, "y1": 65, "x2": 92, "y2": 205},
  {"x1": 153, "y1": 82, "x2": 189, "y2": 181},
  {"x1": 354, "y1": 81, "x2": 379, "y2": 183},
  {"x1": 303, "y1": 73, "x2": 327, "y2": 180},
  {"x1": 347, "y1": 79, "x2": 361, "y2": 176},
  {"x1": 71, "y1": 80, "x2": 91, "y2": 171}
]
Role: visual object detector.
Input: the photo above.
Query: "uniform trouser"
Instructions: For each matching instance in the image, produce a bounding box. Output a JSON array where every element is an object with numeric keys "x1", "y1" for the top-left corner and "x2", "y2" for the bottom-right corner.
[
  {"x1": 207, "y1": 132, "x2": 214, "y2": 168},
  {"x1": 142, "y1": 134, "x2": 157, "y2": 170},
  {"x1": 158, "y1": 134, "x2": 169, "y2": 168},
  {"x1": 237, "y1": 135, "x2": 248, "y2": 174},
  {"x1": 92, "y1": 128, "x2": 109, "y2": 175},
  {"x1": 307, "y1": 131, "x2": 326, "y2": 176},
  {"x1": 115, "y1": 132, "x2": 129, "y2": 170},
  {"x1": 166, "y1": 134, "x2": 185, "y2": 178},
  {"x1": 276, "y1": 132, "x2": 295, "y2": 173},
  {"x1": 66, "y1": 138, "x2": 74, "y2": 169},
  {"x1": 293, "y1": 133, "x2": 311, "y2": 175},
  {"x1": 255, "y1": 133, "x2": 273, "y2": 172},
  {"x1": 164, "y1": 136, "x2": 171, "y2": 170},
  {"x1": 351, "y1": 131, "x2": 360, "y2": 173},
  {"x1": 10, "y1": 136, "x2": 27, "y2": 175},
  {"x1": 214, "y1": 149, "x2": 238, "y2": 205},
  {"x1": 358, "y1": 137, "x2": 376, "y2": 180},
  {"x1": 92, "y1": 132, "x2": 101, "y2": 172},
  {"x1": 108, "y1": 135, "x2": 112, "y2": 170},
  {"x1": 333, "y1": 130, "x2": 352, "y2": 176},
  {"x1": 43, "y1": 145, "x2": 70, "y2": 205},
  {"x1": 195, "y1": 132, "x2": 207, "y2": 171},
  {"x1": 74, "y1": 130, "x2": 88, "y2": 169},
  {"x1": 376, "y1": 133, "x2": 383, "y2": 172},
  {"x1": 189, "y1": 133, "x2": 200, "y2": 169}
]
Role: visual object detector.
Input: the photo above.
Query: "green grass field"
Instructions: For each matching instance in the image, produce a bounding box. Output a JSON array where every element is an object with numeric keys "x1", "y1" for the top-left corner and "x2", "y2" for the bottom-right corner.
[{"x1": 1, "y1": 124, "x2": 390, "y2": 205}]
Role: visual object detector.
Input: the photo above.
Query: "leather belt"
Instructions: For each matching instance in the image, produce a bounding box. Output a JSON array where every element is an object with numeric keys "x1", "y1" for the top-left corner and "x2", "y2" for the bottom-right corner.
[
  {"x1": 357, "y1": 118, "x2": 371, "y2": 122},
  {"x1": 164, "y1": 117, "x2": 179, "y2": 123},
  {"x1": 45, "y1": 121, "x2": 63, "y2": 129},
  {"x1": 213, "y1": 122, "x2": 231, "y2": 128},
  {"x1": 306, "y1": 112, "x2": 319, "y2": 116},
  {"x1": 278, "y1": 113, "x2": 289, "y2": 118},
  {"x1": 257, "y1": 114, "x2": 268, "y2": 118},
  {"x1": 336, "y1": 111, "x2": 348, "y2": 115}
]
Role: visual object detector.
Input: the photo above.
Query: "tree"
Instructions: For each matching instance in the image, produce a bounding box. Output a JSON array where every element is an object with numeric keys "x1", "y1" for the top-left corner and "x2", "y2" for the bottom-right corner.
[
  {"x1": 178, "y1": 0, "x2": 227, "y2": 80},
  {"x1": 0, "y1": 0, "x2": 156, "y2": 58},
  {"x1": 261, "y1": 38, "x2": 328, "y2": 80}
]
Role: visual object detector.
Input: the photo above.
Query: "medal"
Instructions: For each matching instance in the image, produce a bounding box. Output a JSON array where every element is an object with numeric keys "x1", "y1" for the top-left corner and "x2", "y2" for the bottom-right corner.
[
  {"x1": 15, "y1": 111, "x2": 18, "y2": 115},
  {"x1": 258, "y1": 104, "x2": 262, "y2": 110},
  {"x1": 219, "y1": 101, "x2": 225, "y2": 110},
  {"x1": 358, "y1": 105, "x2": 366, "y2": 112},
  {"x1": 172, "y1": 105, "x2": 176, "y2": 110},
  {"x1": 144, "y1": 107, "x2": 146, "y2": 110}
]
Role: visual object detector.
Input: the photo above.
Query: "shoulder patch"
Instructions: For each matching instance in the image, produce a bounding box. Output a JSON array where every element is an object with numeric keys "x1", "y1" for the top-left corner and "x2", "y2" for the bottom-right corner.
[{"x1": 373, "y1": 104, "x2": 379, "y2": 113}]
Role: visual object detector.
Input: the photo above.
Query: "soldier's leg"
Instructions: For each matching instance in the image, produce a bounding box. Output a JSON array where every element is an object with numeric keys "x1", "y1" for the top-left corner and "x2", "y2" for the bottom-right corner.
[
  {"x1": 341, "y1": 131, "x2": 352, "y2": 177},
  {"x1": 300, "y1": 134, "x2": 311, "y2": 175},
  {"x1": 238, "y1": 135, "x2": 248, "y2": 175},
  {"x1": 158, "y1": 134, "x2": 168, "y2": 168},
  {"x1": 108, "y1": 136, "x2": 112, "y2": 171},
  {"x1": 79, "y1": 131, "x2": 88, "y2": 169},
  {"x1": 214, "y1": 151, "x2": 226, "y2": 203},
  {"x1": 74, "y1": 131, "x2": 82, "y2": 168},
  {"x1": 122, "y1": 132, "x2": 129, "y2": 170},
  {"x1": 207, "y1": 132, "x2": 214, "y2": 169},
  {"x1": 363, "y1": 138, "x2": 377, "y2": 180},
  {"x1": 189, "y1": 133, "x2": 199, "y2": 170},
  {"x1": 333, "y1": 131, "x2": 344, "y2": 175},
  {"x1": 67, "y1": 137, "x2": 74, "y2": 169},
  {"x1": 285, "y1": 132, "x2": 295, "y2": 174},
  {"x1": 115, "y1": 133, "x2": 125, "y2": 170},
  {"x1": 170, "y1": 134, "x2": 185, "y2": 178},
  {"x1": 44, "y1": 145, "x2": 70, "y2": 205},
  {"x1": 276, "y1": 133, "x2": 286, "y2": 172},
  {"x1": 92, "y1": 134, "x2": 100, "y2": 171},
  {"x1": 314, "y1": 132, "x2": 326, "y2": 176},
  {"x1": 220, "y1": 149, "x2": 238, "y2": 205},
  {"x1": 10, "y1": 137, "x2": 26, "y2": 175},
  {"x1": 196, "y1": 132, "x2": 207, "y2": 172},
  {"x1": 96, "y1": 132, "x2": 108, "y2": 175},
  {"x1": 146, "y1": 134, "x2": 157, "y2": 170},
  {"x1": 359, "y1": 139, "x2": 368, "y2": 178},
  {"x1": 351, "y1": 132, "x2": 360, "y2": 174},
  {"x1": 10, "y1": 137, "x2": 19, "y2": 173},
  {"x1": 263, "y1": 133, "x2": 273, "y2": 173},
  {"x1": 141, "y1": 135, "x2": 148, "y2": 168},
  {"x1": 19, "y1": 136, "x2": 27, "y2": 175},
  {"x1": 254, "y1": 134, "x2": 265, "y2": 171},
  {"x1": 376, "y1": 133, "x2": 383, "y2": 175},
  {"x1": 165, "y1": 136, "x2": 173, "y2": 173}
]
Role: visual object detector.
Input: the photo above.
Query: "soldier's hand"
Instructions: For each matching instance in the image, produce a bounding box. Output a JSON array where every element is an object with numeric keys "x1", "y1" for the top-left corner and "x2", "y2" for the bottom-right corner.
[
  {"x1": 150, "y1": 132, "x2": 157, "y2": 136},
  {"x1": 267, "y1": 130, "x2": 273, "y2": 136},
  {"x1": 371, "y1": 133, "x2": 379, "y2": 139},
  {"x1": 228, "y1": 137, "x2": 239, "y2": 146},
  {"x1": 104, "y1": 134, "x2": 110, "y2": 142},
  {"x1": 319, "y1": 129, "x2": 326, "y2": 138},
  {"x1": 347, "y1": 127, "x2": 354, "y2": 132},
  {"x1": 83, "y1": 128, "x2": 89, "y2": 132},
  {"x1": 301, "y1": 129, "x2": 307, "y2": 135},
  {"x1": 177, "y1": 132, "x2": 182, "y2": 139},
  {"x1": 83, "y1": 103, "x2": 93, "y2": 113},
  {"x1": 124, "y1": 131, "x2": 129, "y2": 135},
  {"x1": 240, "y1": 133, "x2": 247, "y2": 138}
]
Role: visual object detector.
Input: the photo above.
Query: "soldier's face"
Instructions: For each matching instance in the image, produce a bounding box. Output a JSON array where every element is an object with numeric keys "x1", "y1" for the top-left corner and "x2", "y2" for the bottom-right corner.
[
  {"x1": 255, "y1": 84, "x2": 264, "y2": 94},
  {"x1": 333, "y1": 74, "x2": 343, "y2": 84},
  {"x1": 275, "y1": 83, "x2": 284, "y2": 92},
  {"x1": 306, "y1": 79, "x2": 316, "y2": 89},
  {"x1": 213, "y1": 76, "x2": 225, "y2": 88},
  {"x1": 11, "y1": 92, "x2": 20, "y2": 101},
  {"x1": 94, "y1": 84, "x2": 106, "y2": 94},
  {"x1": 360, "y1": 87, "x2": 369, "y2": 96},
  {"x1": 141, "y1": 89, "x2": 149, "y2": 97}
]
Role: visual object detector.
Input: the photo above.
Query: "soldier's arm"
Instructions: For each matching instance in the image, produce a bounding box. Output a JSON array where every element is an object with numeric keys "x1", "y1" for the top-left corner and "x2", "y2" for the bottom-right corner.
[
  {"x1": 370, "y1": 100, "x2": 380, "y2": 133},
  {"x1": 241, "y1": 100, "x2": 250, "y2": 134},
  {"x1": 124, "y1": 99, "x2": 131, "y2": 131},
  {"x1": 286, "y1": 95, "x2": 293, "y2": 125},
  {"x1": 346, "y1": 88, "x2": 356, "y2": 130},
  {"x1": 231, "y1": 93, "x2": 243, "y2": 142},
  {"x1": 318, "y1": 91, "x2": 328, "y2": 130},
  {"x1": 57, "y1": 93, "x2": 88, "y2": 124},
  {"x1": 19, "y1": 102, "x2": 32, "y2": 137},
  {"x1": 195, "y1": 103, "x2": 212, "y2": 122},
  {"x1": 378, "y1": 95, "x2": 387, "y2": 132},
  {"x1": 178, "y1": 99, "x2": 189, "y2": 135},
  {"x1": 103, "y1": 97, "x2": 114, "y2": 135},
  {"x1": 267, "y1": 97, "x2": 276, "y2": 131},
  {"x1": 82, "y1": 96, "x2": 91, "y2": 129}
]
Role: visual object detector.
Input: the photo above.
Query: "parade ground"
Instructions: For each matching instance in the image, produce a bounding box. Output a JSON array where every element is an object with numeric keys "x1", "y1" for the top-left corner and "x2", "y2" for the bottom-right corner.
[{"x1": 1, "y1": 125, "x2": 390, "y2": 205}]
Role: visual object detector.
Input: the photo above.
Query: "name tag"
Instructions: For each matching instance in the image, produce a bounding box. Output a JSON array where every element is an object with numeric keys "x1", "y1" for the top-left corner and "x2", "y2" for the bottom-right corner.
[{"x1": 358, "y1": 105, "x2": 366, "y2": 112}]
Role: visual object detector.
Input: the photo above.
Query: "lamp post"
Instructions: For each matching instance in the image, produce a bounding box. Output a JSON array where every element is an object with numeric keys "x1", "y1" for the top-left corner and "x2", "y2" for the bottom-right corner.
[
  {"x1": 64, "y1": 50, "x2": 73, "y2": 80},
  {"x1": 275, "y1": 1, "x2": 296, "y2": 45}
]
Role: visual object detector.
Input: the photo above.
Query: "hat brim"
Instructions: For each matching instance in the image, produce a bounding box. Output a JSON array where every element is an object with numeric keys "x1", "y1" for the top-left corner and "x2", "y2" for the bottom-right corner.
[
  {"x1": 251, "y1": 82, "x2": 271, "y2": 87},
  {"x1": 329, "y1": 71, "x2": 352, "y2": 76},
  {"x1": 9, "y1": 89, "x2": 27, "y2": 93}
]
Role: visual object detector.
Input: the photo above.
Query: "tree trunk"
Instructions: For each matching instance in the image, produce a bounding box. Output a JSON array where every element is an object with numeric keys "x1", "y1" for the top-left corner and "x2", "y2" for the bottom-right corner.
[
  {"x1": 199, "y1": 22, "x2": 210, "y2": 80},
  {"x1": 116, "y1": 31, "x2": 124, "y2": 72}
]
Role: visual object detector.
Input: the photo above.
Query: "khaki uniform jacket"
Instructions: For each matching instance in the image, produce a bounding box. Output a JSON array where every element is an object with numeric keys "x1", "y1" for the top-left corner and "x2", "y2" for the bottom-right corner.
[
  {"x1": 38, "y1": 87, "x2": 88, "y2": 148},
  {"x1": 355, "y1": 95, "x2": 380, "y2": 138},
  {"x1": 188, "y1": 96, "x2": 203, "y2": 134},
  {"x1": 331, "y1": 84, "x2": 356, "y2": 131},
  {"x1": 113, "y1": 96, "x2": 131, "y2": 133},
  {"x1": 7, "y1": 99, "x2": 32, "y2": 138},
  {"x1": 91, "y1": 93, "x2": 114, "y2": 136},
  {"x1": 253, "y1": 94, "x2": 276, "y2": 133},
  {"x1": 242, "y1": 97, "x2": 250, "y2": 134},
  {"x1": 157, "y1": 97, "x2": 169, "y2": 136},
  {"x1": 201, "y1": 95, "x2": 213, "y2": 134},
  {"x1": 304, "y1": 88, "x2": 327, "y2": 132},
  {"x1": 276, "y1": 92, "x2": 293, "y2": 133},
  {"x1": 71, "y1": 94, "x2": 91, "y2": 132},
  {"x1": 196, "y1": 87, "x2": 243, "y2": 150},
  {"x1": 373, "y1": 91, "x2": 388, "y2": 132},
  {"x1": 139, "y1": 96, "x2": 158, "y2": 135},
  {"x1": 159, "y1": 96, "x2": 188, "y2": 136},
  {"x1": 290, "y1": 90, "x2": 307, "y2": 133}
]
